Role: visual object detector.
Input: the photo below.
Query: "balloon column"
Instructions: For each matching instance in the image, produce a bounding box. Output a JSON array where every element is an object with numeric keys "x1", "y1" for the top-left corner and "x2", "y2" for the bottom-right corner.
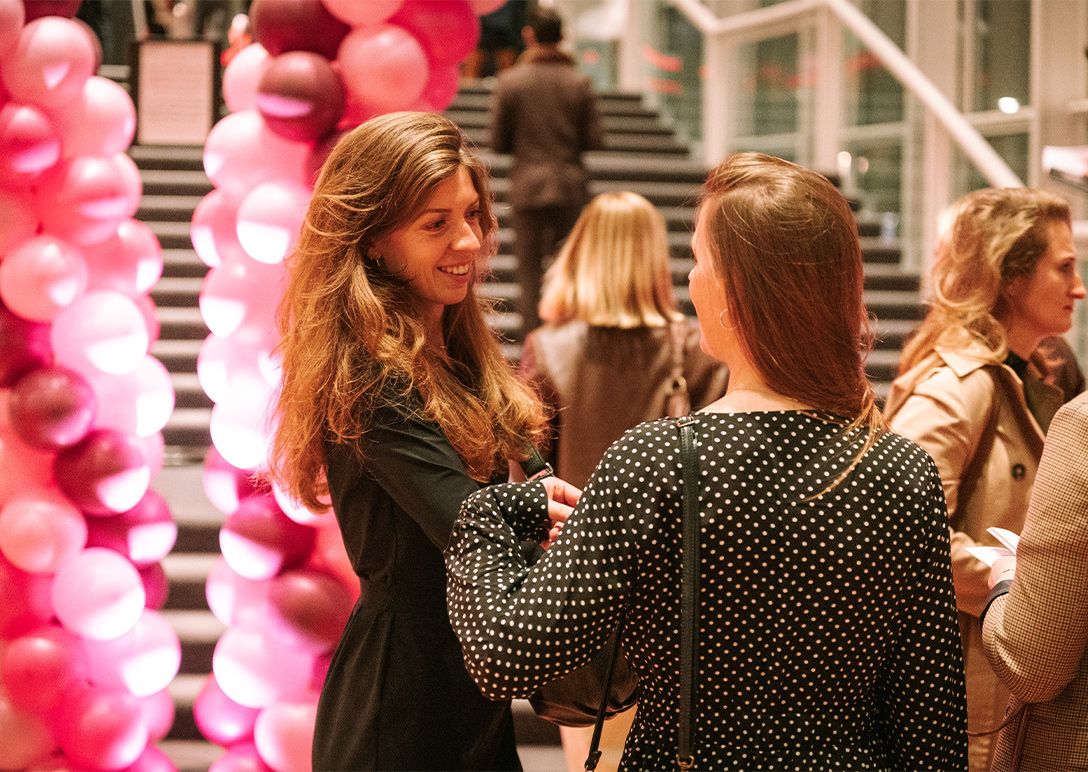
[
  {"x1": 194, "y1": 0, "x2": 505, "y2": 769},
  {"x1": 0, "y1": 1, "x2": 181, "y2": 769}
]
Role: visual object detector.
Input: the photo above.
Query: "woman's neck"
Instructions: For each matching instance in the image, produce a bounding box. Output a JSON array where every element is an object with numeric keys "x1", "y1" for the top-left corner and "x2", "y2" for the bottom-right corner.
[{"x1": 703, "y1": 362, "x2": 815, "y2": 413}]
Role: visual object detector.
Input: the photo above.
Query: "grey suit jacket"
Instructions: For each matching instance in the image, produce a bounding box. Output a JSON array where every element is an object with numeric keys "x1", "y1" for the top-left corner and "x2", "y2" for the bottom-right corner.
[{"x1": 982, "y1": 390, "x2": 1088, "y2": 771}]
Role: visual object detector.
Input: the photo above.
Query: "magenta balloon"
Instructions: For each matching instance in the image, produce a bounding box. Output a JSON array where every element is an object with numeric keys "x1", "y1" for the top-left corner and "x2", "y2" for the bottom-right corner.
[
  {"x1": 134, "y1": 687, "x2": 175, "y2": 743},
  {"x1": 84, "y1": 488, "x2": 176, "y2": 567},
  {"x1": 193, "y1": 673, "x2": 260, "y2": 747},
  {"x1": 35, "y1": 153, "x2": 140, "y2": 245},
  {"x1": 208, "y1": 741, "x2": 275, "y2": 772},
  {"x1": 0, "y1": 0, "x2": 24, "y2": 58},
  {"x1": 469, "y1": 0, "x2": 509, "y2": 13},
  {"x1": 253, "y1": 697, "x2": 318, "y2": 772},
  {"x1": 256, "y1": 50, "x2": 344, "y2": 143},
  {"x1": 83, "y1": 219, "x2": 164, "y2": 296},
  {"x1": 8, "y1": 365, "x2": 97, "y2": 450},
  {"x1": 0, "y1": 189, "x2": 37, "y2": 254},
  {"x1": 236, "y1": 180, "x2": 310, "y2": 263},
  {"x1": 119, "y1": 745, "x2": 178, "y2": 772},
  {"x1": 0, "y1": 102, "x2": 61, "y2": 184},
  {"x1": 203, "y1": 110, "x2": 312, "y2": 196},
  {"x1": 51, "y1": 290, "x2": 150, "y2": 377},
  {"x1": 0, "y1": 234, "x2": 88, "y2": 322},
  {"x1": 219, "y1": 493, "x2": 316, "y2": 580},
  {"x1": 202, "y1": 445, "x2": 267, "y2": 516},
  {"x1": 0, "y1": 691, "x2": 54, "y2": 770},
  {"x1": 0, "y1": 487, "x2": 88, "y2": 573},
  {"x1": 56, "y1": 682, "x2": 149, "y2": 771},
  {"x1": 47, "y1": 75, "x2": 136, "y2": 158},
  {"x1": 52, "y1": 547, "x2": 145, "y2": 641},
  {"x1": 1, "y1": 16, "x2": 95, "y2": 109},
  {"x1": 0, "y1": 554, "x2": 54, "y2": 639},
  {"x1": 22, "y1": 0, "x2": 82, "y2": 21},
  {"x1": 322, "y1": 0, "x2": 402, "y2": 25},
  {"x1": 191, "y1": 188, "x2": 247, "y2": 268},
  {"x1": 223, "y1": 42, "x2": 270, "y2": 114},
  {"x1": 336, "y1": 24, "x2": 428, "y2": 115},
  {"x1": 0, "y1": 623, "x2": 89, "y2": 713},
  {"x1": 303, "y1": 127, "x2": 346, "y2": 185},
  {"x1": 199, "y1": 257, "x2": 283, "y2": 339},
  {"x1": 0, "y1": 299, "x2": 52, "y2": 388},
  {"x1": 267, "y1": 568, "x2": 352, "y2": 653},
  {"x1": 205, "y1": 552, "x2": 271, "y2": 627},
  {"x1": 391, "y1": 0, "x2": 479, "y2": 65},
  {"x1": 251, "y1": 0, "x2": 350, "y2": 60},
  {"x1": 421, "y1": 62, "x2": 461, "y2": 111},
  {"x1": 212, "y1": 622, "x2": 315, "y2": 709},
  {"x1": 138, "y1": 560, "x2": 169, "y2": 610},
  {"x1": 86, "y1": 354, "x2": 175, "y2": 438},
  {"x1": 53, "y1": 428, "x2": 152, "y2": 516},
  {"x1": 83, "y1": 608, "x2": 181, "y2": 697}
]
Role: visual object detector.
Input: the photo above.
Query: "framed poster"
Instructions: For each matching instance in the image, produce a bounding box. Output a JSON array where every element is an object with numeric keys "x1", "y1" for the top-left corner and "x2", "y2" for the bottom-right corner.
[{"x1": 132, "y1": 40, "x2": 221, "y2": 145}]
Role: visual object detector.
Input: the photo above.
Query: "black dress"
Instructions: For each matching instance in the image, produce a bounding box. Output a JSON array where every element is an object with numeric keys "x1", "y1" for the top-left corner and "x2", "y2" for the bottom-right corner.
[
  {"x1": 446, "y1": 412, "x2": 969, "y2": 771},
  {"x1": 314, "y1": 393, "x2": 532, "y2": 771}
]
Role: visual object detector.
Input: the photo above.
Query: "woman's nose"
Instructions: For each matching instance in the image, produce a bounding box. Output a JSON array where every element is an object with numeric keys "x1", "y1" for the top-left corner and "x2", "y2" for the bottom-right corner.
[
  {"x1": 1074, "y1": 267, "x2": 1087, "y2": 298},
  {"x1": 453, "y1": 221, "x2": 481, "y2": 251}
]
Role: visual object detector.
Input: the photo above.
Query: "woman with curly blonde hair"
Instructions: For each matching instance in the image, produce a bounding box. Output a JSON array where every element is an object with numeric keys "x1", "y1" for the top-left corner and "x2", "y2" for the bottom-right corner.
[
  {"x1": 269, "y1": 111, "x2": 575, "y2": 771},
  {"x1": 886, "y1": 186, "x2": 1086, "y2": 772}
]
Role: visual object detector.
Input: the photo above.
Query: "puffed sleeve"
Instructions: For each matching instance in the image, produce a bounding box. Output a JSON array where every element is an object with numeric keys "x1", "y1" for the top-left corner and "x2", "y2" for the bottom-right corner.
[
  {"x1": 872, "y1": 459, "x2": 969, "y2": 770},
  {"x1": 983, "y1": 395, "x2": 1088, "y2": 703}
]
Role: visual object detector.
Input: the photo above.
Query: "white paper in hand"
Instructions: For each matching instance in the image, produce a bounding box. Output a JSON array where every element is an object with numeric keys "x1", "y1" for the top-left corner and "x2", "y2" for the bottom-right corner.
[
  {"x1": 987, "y1": 527, "x2": 1020, "y2": 553},
  {"x1": 965, "y1": 546, "x2": 1014, "y2": 567}
]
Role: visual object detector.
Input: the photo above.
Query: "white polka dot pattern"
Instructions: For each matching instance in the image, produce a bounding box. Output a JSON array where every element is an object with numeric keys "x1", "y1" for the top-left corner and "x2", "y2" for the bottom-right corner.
[{"x1": 446, "y1": 412, "x2": 969, "y2": 771}]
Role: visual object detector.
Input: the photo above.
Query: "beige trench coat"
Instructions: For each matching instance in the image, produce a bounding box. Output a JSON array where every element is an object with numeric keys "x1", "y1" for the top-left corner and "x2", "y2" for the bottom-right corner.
[{"x1": 885, "y1": 342, "x2": 1062, "y2": 772}]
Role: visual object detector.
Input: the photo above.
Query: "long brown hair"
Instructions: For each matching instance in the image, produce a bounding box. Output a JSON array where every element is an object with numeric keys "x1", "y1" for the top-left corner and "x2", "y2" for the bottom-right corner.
[
  {"x1": 899, "y1": 187, "x2": 1071, "y2": 373},
  {"x1": 700, "y1": 152, "x2": 883, "y2": 462},
  {"x1": 269, "y1": 112, "x2": 545, "y2": 511}
]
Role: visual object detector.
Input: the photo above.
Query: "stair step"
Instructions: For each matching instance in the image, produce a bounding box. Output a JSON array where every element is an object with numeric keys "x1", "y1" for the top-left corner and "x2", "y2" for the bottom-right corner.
[
  {"x1": 148, "y1": 220, "x2": 196, "y2": 250},
  {"x1": 162, "y1": 249, "x2": 210, "y2": 279},
  {"x1": 141, "y1": 168, "x2": 214, "y2": 197},
  {"x1": 139, "y1": 194, "x2": 208, "y2": 222},
  {"x1": 862, "y1": 289, "x2": 925, "y2": 320},
  {"x1": 129, "y1": 144, "x2": 205, "y2": 171},
  {"x1": 153, "y1": 276, "x2": 203, "y2": 306},
  {"x1": 153, "y1": 338, "x2": 203, "y2": 372},
  {"x1": 157, "y1": 306, "x2": 208, "y2": 340},
  {"x1": 172, "y1": 372, "x2": 213, "y2": 409},
  {"x1": 163, "y1": 407, "x2": 212, "y2": 449}
]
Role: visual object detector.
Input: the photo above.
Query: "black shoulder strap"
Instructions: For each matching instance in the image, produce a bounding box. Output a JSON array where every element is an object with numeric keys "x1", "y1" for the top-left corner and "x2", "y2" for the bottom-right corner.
[{"x1": 677, "y1": 415, "x2": 699, "y2": 771}]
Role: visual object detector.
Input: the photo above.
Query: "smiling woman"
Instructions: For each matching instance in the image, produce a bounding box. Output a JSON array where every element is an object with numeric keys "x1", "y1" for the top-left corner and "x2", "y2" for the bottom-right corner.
[{"x1": 266, "y1": 111, "x2": 575, "y2": 771}]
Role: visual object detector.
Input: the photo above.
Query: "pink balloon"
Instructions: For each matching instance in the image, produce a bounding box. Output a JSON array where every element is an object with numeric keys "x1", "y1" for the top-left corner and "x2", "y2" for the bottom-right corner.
[
  {"x1": 254, "y1": 696, "x2": 318, "y2": 772},
  {"x1": 0, "y1": 234, "x2": 88, "y2": 322},
  {"x1": 47, "y1": 75, "x2": 136, "y2": 158},
  {"x1": 35, "y1": 153, "x2": 141, "y2": 246},
  {"x1": 391, "y1": 0, "x2": 479, "y2": 65},
  {"x1": 220, "y1": 493, "x2": 315, "y2": 580},
  {"x1": 199, "y1": 257, "x2": 283, "y2": 340},
  {"x1": 208, "y1": 741, "x2": 275, "y2": 772},
  {"x1": 203, "y1": 110, "x2": 312, "y2": 196},
  {"x1": 336, "y1": 24, "x2": 429, "y2": 114},
  {"x1": 223, "y1": 42, "x2": 270, "y2": 114},
  {"x1": 303, "y1": 127, "x2": 346, "y2": 185},
  {"x1": 267, "y1": 568, "x2": 352, "y2": 653},
  {"x1": 206, "y1": 553, "x2": 271, "y2": 627},
  {"x1": 198, "y1": 331, "x2": 276, "y2": 405},
  {"x1": 308, "y1": 516, "x2": 357, "y2": 599},
  {"x1": 120, "y1": 745, "x2": 179, "y2": 772},
  {"x1": 83, "y1": 609, "x2": 181, "y2": 697},
  {"x1": 191, "y1": 188, "x2": 247, "y2": 268},
  {"x1": 0, "y1": 189, "x2": 38, "y2": 255},
  {"x1": 469, "y1": 0, "x2": 509, "y2": 13},
  {"x1": 193, "y1": 673, "x2": 260, "y2": 747},
  {"x1": 420, "y1": 62, "x2": 462, "y2": 111},
  {"x1": 134, "y1": 294, "x2": 161, "y2": 346},
  {"x1": 251, "y1": 0, "x2": 350, "y2": 59},
  {"x1": 0, "y1": 487, "x2": 88, "y2": 573},
  {"x1": 85, "y1": 354, "x2": 175, "y2": 438},
  {"x1": 0, "y1": 298, "x2": 52, "y2": 388},
  {"x1": 52, "y1": 290, "x2": 150, "y2": 377},
  {"x1": 209, "y1": 384, "x2": 275, "y2": 472},
  {"x1": 84, "y1": 488, "x2": 175, "y2": 566},
  {"x1": 213, "y1": 622, "x2": 316, "y2": 709},
  {"x1": 83, "y1": 219, "x2": 164, "y2": 296},
  {"x1": 0, "y1": 418, "x2": 55, "y2": 513},
  {"x1": 52, "y1": 547, "x2": 145, "y2": 640},
  {"x1": 271, "y1": 481, "x2": 324, "y2": 525},
  {"x1": 0, "y1": 553, "x2": 54, "y2": 639},
  {"x1": 0, "y1": 102, "x2": 60, "y2": 185},
  {"x1": 134, "y1": 687, "x2": 175, "y2": 743},
  {"x1": 256, "y1": 50, "x2": 344, "y2": 143},
  {"x1": 0, "y1": 623, "x2": 89, "y2": 713},
  {"x1": 53, "y1": 428, "x2": 152, "y2": 516},
  {"x1": 0, "y1": 17, "x2": 95, "y2": 108},
  {"x1": 138, "y1": 560, "x2": 169, "y2": 610},
  {"x1": 7, "y1": 365, "x2": 96, "y2": 450},
  {"x1": 321, "y1": 0, "x2": 403, "y2": 26},
  {"x1": 202, "y1": 445, "x2": 267, "y2": 516},
  {"x1": 0, "y1": 0, "x2": 24, "y2": 58},
  {"x1": 0, "y1": 691, "x2": 54, "y2": 770},
  {"x1": 56, "y1": 682, "x2": 150, "y2": 771},
  {"x1": 237, "y1": 180, "x2": 310, "y2": 264}
]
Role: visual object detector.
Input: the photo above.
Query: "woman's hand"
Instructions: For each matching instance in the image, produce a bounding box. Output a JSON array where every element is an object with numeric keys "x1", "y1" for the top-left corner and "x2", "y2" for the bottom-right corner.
[
  {"x1": 988, "y1": 554, "x2": 1016, "y2": 588},
  {"x1": 540, "y1": 476, "x2": 581, "y2": 549}
]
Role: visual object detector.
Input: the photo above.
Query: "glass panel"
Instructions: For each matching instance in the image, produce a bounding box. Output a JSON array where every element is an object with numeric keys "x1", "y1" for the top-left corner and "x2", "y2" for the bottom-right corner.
[
  {"x1": 644, "y1": 1, "x2": 704, "y2": 145},
  {"x1": 957, "y1": 132, "x2": 1030, "y2": 195},
  {"x1": 735, "y1": 33, "x2": 800, "y2": 137},
  {"x1": 971, "y1": 0, "x2": 1030, "y2": 113},
  {"x1": 843, "y1": 0, "x2": 906, "y2": 127},
  {"x1": 844, "y1": 140, "x2": 903, "y2": 218}
]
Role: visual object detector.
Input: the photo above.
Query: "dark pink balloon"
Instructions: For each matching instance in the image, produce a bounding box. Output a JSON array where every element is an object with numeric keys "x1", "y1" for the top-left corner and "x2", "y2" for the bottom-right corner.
[
  {"x1": 390, "y1": 0, "x2": 479, "y2": 65},
  {"x1": 420, "y1": 62, "x2": 461, "y2": 111},
  {"x1": 53, "y1": 428, "x2": 152, "y2": 516},
  {"x1": 0, "y1": 102, "x2": 61, "y2": 186},
  {"x1": 336, "y1": 23, "x2": 428, "y2": 115},
  {"x1": 134, "y1": 687, "x2": 174, "y2": 743},
  {"x1": 193, "y1": 673, "x2": 259, "y2": 747},
  {"x1": 82, "y1": 218, "x2": 164, "y2": 296},
  {"x1": 48, "y1": 75, "x2": 135, "y2": 158},
  {"x1": 202, "y1": 445, "x2": 267, "y2": 516},
  {"x1": 22, "y1": 0, "x2": 82, "y2": 21},
  {"x1": 35, "y1": 153, "x2": 141, "y2": 246},
  {"x1": 138, "y1": 561, "x2": 169, "y2": 610},
  {"x1": 0, "y1": 300, "x2": 52, "y2": 389},
  {"x1": 219, "y1": 493, "x2": 316, "y2": 580},
  {"x1": 119, "y1": 745, "x2": 178, "y2": 772},
  {"x1": 84, "y1": 489, "x2": 176, "y2": 566},
  {"x1": 0, "y1": 0, "x2": 24, "y2": 58},
  {"x1": 0, "y1": 623, "x2": 89, "y2": 713},
  {"x1": 256, "y1": 50, "x2": 344, "y2": 143},
  {"x1": 0, "y1": 554, "x2": 53, "y2": 640},
  {"x1": 7, "y1": 365, "x2": 96, "y2": 450},
  {"x1": 207, "y1": 741, "x2": 274, "y2": 772},
  {"x1": 304, "y1": 127, "x2": 346, "y2": 185},
  {"x1": 251, "y1": 0, "x2": 350, "y2": 60},
  {"x1": 1, "y1": 16, "x2": 95, "y2": 109},
  {"x1": 56, "y1": 683, "x2": 149, "y2": 771},
  {"x1": 268, "y1": 568, "x2": 352, "y2": 652},
  {"x1": 0, "y1": 188, "x2": 38, "y2": 254}
]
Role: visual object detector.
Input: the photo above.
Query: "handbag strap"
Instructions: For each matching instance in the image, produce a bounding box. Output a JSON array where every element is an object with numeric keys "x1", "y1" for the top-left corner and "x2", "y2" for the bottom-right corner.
[
  {"x1": 520, "y1": 444, "x2": 555, "y2": 482},
  {"x1": 677, "y1": 415, "x2": 699, "y2": 771},
  {"x1": 956, "y1": 368, "x2": 1002, "y2": 518},
  {"x1": 584, "y1": 611, "x2": 626, "y2": 772},
  {"x1": 668, "y1": 319, "x2": 689, "y2": 400}
]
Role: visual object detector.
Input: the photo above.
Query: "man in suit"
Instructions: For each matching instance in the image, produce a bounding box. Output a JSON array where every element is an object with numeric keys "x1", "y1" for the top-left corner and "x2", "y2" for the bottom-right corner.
[{"x1": 488, "y1": 4, "x2": 605, "y2": 339}]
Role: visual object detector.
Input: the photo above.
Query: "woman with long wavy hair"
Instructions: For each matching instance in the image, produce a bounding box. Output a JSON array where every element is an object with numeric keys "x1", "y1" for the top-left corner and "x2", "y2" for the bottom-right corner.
[
  {"x1": 885, "y1": 187, "x2": 1086, "y2": 772},
  {"x1": 445, "y1": 153, "x2": 967, "y2": 771},
  {"x1": 268, "y1": 111, "x2": 575, "y2": 771}
]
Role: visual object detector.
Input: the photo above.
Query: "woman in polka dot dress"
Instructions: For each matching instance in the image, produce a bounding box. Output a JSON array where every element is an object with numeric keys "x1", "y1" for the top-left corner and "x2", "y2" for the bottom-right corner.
[{"x1": 445, "y1": 153, "x2": 969, "y2": 771}]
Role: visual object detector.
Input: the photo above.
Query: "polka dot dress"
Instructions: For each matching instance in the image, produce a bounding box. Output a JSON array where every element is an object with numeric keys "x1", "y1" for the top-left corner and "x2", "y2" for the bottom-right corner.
[{"x1": 446, "y1": 412, "x2": 969, "y2": 771}]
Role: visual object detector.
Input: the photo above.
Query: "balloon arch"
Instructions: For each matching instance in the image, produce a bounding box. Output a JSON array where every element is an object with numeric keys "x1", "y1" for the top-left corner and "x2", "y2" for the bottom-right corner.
[{"x1": 0, "y1": 0, "x2": 508, "y2": 769}]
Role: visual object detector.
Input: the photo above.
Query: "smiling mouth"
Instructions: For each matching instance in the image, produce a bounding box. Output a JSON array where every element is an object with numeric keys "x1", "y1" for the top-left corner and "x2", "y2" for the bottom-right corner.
[{"x1": 439, "y1": 264, "x2": 470, "y2": 276}]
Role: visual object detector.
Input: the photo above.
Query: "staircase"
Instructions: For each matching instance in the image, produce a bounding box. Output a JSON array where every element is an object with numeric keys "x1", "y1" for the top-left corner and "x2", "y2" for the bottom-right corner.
[{"x1": 131, "y1": 78, "x2": 923, "y2": 769}]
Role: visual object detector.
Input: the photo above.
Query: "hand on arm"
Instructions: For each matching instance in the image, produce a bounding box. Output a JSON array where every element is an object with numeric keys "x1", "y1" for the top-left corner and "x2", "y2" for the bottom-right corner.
[
  {"x1": 988, "y1": 555, "x2": 1016, "y2": 588},
  {"x1": 540, "y1": 476, "x2": 581, "y2": 548}
]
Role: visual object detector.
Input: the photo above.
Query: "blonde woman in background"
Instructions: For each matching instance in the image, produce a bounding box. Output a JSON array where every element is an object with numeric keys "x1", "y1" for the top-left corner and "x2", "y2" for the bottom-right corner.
[{"x1": 884, "y1": 187, "x2": 1085, "y2": 771}]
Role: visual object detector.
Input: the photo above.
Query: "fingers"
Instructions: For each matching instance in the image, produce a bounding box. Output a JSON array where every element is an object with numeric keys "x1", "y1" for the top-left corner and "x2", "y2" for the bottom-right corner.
[
  {"x1": 988, "y1": 555, "x2": 1017, "y2": 588},
  {"x1": 541, "y1": 476, "x2": 582, "y2": 508}
]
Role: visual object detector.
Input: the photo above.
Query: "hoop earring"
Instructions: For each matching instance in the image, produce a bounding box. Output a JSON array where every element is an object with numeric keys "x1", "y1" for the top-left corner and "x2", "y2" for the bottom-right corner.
[{"x1": 718, "y1": 308, "x2": 735, "y2": 332}]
